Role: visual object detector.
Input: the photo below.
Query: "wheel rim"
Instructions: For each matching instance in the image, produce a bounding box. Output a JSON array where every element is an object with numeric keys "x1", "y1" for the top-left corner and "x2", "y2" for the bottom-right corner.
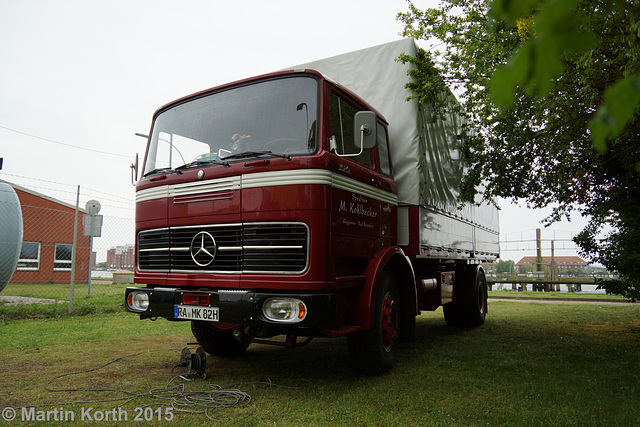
[{"x1": 381, "y1": 292, "x2": 399, "y2": 352}]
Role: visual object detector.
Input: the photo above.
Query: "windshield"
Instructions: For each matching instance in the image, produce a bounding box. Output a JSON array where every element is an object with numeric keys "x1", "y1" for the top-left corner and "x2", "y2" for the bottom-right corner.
[{"x1": 143, "y1": 76, "x2": 318, "y2": 175}]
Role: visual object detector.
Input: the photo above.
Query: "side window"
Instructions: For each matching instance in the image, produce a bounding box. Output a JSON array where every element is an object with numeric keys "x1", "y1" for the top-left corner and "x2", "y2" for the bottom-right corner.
[
  {"x1": 18, "y1": 241, "x2": 41, "y2": 270},
  {"x1": 329, "y1": 93, "x2": 372, "y2": 168},
  {"x1": 377, "y1": 123, "x2": 392, "y2": 177},
  {"x1": 54, "y1": 243, "x2": 73, "y2": 271}
]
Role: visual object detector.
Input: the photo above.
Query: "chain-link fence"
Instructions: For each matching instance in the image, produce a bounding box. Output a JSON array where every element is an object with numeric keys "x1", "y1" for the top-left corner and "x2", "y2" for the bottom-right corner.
[{"x1": 0, "y1": 180, "x2": 135, "y2": 319}]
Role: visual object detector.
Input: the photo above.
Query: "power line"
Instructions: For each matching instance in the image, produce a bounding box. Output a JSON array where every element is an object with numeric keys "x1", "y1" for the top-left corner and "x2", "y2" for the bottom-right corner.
[
  {"x1": 0, "y1": 124, "x2": 130, "y2": 159},
  {"x1": 1, "y1": 172, "x2": 133, "y2": 202},
  {"x1": 0, "y1": 172, "x2": 135, "y2": 212}
]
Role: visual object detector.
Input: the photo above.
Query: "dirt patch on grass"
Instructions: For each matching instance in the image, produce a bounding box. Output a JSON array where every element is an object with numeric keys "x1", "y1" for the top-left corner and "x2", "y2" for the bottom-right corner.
[{"x1": 0, "y1": 296, "x2": 65, "y2": 305}]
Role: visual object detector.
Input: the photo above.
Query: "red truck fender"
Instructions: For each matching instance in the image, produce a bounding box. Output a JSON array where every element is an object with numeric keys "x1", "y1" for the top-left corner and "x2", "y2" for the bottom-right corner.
[{"x1": 357, "y1": 246, "x2": 417, "y2": 336}]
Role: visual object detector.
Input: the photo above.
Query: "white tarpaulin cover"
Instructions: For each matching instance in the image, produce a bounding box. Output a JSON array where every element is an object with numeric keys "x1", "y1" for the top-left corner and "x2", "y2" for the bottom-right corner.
[{"x1": 290, "y1": 39, "x2": 499, "y2": 256}]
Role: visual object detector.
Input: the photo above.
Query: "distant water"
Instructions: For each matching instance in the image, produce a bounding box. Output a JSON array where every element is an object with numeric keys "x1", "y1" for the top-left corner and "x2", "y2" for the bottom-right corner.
[
  {"x1": 490, "y1": 283, "x2": 606, "y2": 294},
  {"x1": 91, "y1": 270, "x2": 113, "y2": 279}
]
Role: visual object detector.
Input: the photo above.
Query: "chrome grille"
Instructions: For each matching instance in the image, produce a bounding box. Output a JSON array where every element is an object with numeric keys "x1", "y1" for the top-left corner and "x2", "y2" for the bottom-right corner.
[
  {"x1": 243, "y1": 223, "x2": 308, "y2": 272},
  {"x1": 138, "y1": 222, "x2": 308, "y2": 274}
]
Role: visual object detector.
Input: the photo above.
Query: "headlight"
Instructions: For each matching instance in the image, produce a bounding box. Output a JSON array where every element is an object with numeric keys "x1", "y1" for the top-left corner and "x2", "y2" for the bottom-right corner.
[
  {"x1": 127, "y1": 291, "x2": 149, "y2": 312},
  {"x1": 262, "y1": 297, "x2": 307, "y2": 323}
]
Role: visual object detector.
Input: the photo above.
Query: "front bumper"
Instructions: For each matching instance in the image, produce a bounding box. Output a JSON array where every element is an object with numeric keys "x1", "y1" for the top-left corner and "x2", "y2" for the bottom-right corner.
[{"x1": 124, "y1": 286, "x2": 336, "y2": 327}]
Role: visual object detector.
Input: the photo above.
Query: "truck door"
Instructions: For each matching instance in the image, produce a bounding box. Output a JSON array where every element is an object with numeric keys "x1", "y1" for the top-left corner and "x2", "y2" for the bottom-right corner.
[{"x1": 328, "y1": 90, "x2": 397, "y2": 276}]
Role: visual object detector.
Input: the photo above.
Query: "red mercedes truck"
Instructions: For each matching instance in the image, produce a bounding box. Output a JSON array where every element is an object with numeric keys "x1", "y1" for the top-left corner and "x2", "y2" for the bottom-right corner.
[{"x1": 124, "y1": 39, "x2": 499, "y2": 375}]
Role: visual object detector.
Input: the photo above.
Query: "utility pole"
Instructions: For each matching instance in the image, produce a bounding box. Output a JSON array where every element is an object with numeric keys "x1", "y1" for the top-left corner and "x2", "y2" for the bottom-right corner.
[
  {"x1": 550, "y1": 240, "x2": 559, "y2": 291},
  {"x1": 535, "y1": 228, "x2": 545, "y2": 291},
  {"x1": 69, "y1": 186, "x2": 80, "y2": 313}
]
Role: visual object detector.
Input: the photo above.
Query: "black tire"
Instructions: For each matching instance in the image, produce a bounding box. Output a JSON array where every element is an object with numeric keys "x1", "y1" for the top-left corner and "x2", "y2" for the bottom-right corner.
[
  {"x1": 443, "y1": 266, "x2": 487, "y2": 327},
  {"x1": 191, "y1": 321, "x2": 249, "y2": 357},
  {"x1": 348, "y1": 270, "x2": 400, "y2": 375},
  {"x1": 466, "y1": 268, "x2": 488, "y2": 327}
]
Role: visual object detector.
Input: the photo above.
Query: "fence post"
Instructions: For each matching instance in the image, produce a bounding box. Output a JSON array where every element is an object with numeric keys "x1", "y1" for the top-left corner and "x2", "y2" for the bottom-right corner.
[
  {"x1": 69, "y1": 185, "x2": 80, "y2": 314},
  {"x1": 88, "y1": 205, "x2": 95, "y2": 295}
]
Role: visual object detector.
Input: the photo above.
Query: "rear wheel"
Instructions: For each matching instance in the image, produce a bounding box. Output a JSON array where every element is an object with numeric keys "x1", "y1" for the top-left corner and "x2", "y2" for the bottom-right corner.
[
  {"x1": 191, "y1": 321, "x2": 249, "y2": 357},
  {"x1": 443, "y1": 266, "x2": 487, "y2": 327},
  {"x1": 348, "y1": 270, "x2": 400, "y2": 375},
  {"x1": 466, "y1": 268, "x2": 487, "y2": 326}
]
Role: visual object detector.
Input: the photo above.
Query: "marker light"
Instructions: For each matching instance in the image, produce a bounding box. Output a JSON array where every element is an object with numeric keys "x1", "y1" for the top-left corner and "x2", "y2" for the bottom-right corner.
[
  {"x1": 262, "y1": 297, "x2": 307, "y2": 323},
  {"x1": 127, "y1": 291, "x2": 149, "y2": 311}
]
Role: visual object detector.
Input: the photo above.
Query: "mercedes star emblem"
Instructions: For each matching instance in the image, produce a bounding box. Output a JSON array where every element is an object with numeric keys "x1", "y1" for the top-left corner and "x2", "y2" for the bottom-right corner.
[{"x1": 190, "y1": 231, "x2": 217, "y2": 266}]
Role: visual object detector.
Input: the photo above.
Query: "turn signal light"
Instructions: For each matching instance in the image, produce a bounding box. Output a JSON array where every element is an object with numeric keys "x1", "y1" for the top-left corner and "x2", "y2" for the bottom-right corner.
[{"x1": 127, "y1": 291, "x2": 149, "y2": 312}]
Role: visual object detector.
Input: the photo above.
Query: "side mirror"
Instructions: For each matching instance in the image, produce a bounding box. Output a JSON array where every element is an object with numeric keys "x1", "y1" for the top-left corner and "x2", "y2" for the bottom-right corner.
[
  {"x1": 130, "y1": 153, "x2": 139, "y2": 186},
  {"x1": 354, "y1": 111, "x2": 377, "y2": 150},
  {"x1": 131, "y1": 132, "x2": 148, "y2": 186}
]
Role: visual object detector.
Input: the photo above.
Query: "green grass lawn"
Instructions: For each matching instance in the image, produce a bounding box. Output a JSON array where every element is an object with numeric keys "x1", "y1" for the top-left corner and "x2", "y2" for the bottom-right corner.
[
  {"x1": 0, "y1": 283, "x2": 127, "y2": 320},
  {"x1": 1, "y1": 300, "x2": 639, "y2": 425}
]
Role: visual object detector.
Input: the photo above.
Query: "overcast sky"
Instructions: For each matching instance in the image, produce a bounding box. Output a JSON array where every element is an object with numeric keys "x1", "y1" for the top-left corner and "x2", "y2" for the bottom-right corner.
[{"x1": 0, "y1": 0, "x2": 590, "y2": 262}]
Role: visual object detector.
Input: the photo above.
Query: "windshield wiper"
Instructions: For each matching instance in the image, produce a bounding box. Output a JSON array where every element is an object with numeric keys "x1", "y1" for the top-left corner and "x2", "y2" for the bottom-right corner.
[
  {"x1": 221, "y1": 151, "x2": 291, "y2": 161},
  {"x1": 142, "y1": 167, "x2": 182, "y2": 178},
  {"x1": 175, "y1": 159, "x2": 230, "y2": 171}
]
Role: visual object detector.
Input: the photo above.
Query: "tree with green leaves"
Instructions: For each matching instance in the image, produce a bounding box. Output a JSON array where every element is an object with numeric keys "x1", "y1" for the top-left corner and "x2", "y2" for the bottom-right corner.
[
  {"x1": 496, "y1": 259, "x2": 515, "y2": 275},
  {"x1": 398, "y1": 0, "x2": 640, "y2": 300}
]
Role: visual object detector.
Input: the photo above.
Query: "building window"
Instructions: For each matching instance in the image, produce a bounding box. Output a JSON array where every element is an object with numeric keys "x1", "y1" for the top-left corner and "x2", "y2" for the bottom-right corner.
[
  {"x1": 18, "y1": 241, "x2": 41, "y2": 270},
  {"x1": 54, "y1": 243, "x2": 73, "y2": 271}
]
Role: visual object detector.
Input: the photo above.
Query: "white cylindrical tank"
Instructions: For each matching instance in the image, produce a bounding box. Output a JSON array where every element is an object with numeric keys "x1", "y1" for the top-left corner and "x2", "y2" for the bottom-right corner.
[{"x1": 0, "y1": 182, "x2": 23, "y2": 292}]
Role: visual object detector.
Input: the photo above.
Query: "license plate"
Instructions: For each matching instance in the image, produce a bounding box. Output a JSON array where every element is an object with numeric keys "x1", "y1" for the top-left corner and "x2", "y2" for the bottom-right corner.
[{"x1": 174, "y1": 305, "x2": 219, "y2": 322}]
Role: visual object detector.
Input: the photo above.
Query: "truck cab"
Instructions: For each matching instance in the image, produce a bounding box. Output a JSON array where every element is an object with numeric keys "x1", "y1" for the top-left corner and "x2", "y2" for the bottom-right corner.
[{"x1": 126, "y1": 70, "x2": 414, "y2": 373}]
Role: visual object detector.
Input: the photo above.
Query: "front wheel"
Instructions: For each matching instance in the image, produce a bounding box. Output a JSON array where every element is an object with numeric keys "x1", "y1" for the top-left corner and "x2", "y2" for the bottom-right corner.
[
  {"x1": 191, "y1": 321, "x2": 249, "y2": 357},
  {"x1": 348, "y1": 270, "x2": 400, "y2": 375}
]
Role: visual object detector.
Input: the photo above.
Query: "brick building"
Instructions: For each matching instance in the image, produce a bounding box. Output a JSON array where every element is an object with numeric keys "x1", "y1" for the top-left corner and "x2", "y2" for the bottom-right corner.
[
  {"x1": 4, "y1": 180, "x2": 91, "y2": 284},
  {"x1": 106, "y1": 244, "x2": 134, "y2": 270},
  {"x1": 516, "y1": 256, "x2": 588, "y2": 273}
]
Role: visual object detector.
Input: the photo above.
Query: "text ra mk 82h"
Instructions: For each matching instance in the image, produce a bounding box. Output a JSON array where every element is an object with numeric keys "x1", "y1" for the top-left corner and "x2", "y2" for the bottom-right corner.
[{"x1": 125, "y1": 39, "x2": 499, "y2": 375}]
